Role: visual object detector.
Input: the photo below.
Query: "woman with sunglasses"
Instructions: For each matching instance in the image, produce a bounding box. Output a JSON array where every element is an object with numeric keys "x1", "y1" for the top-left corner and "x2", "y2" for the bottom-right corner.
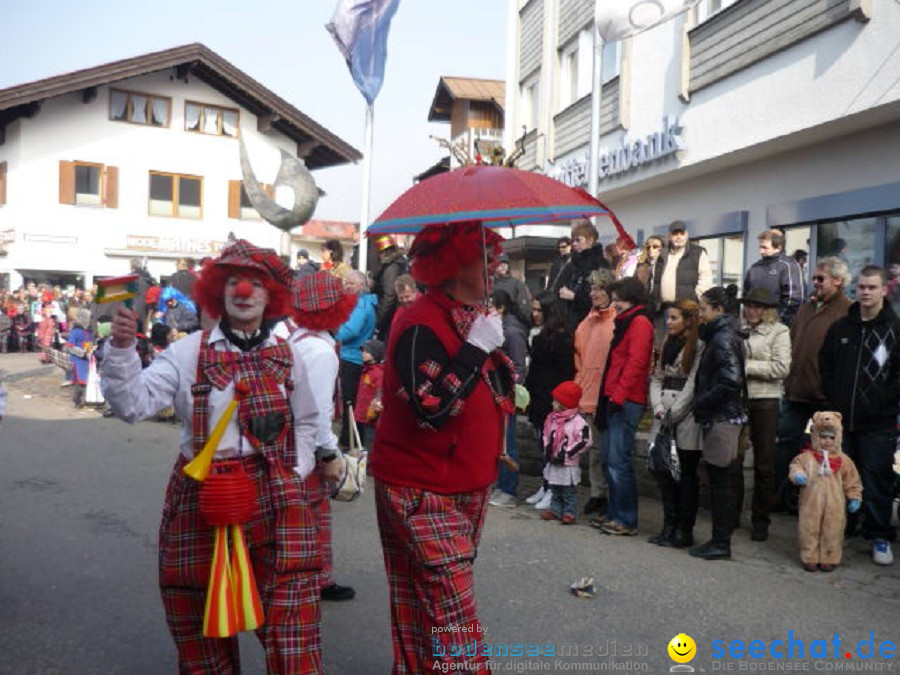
[{"x1": 636, "y1": 237, "x2": 664, "y2": 307}]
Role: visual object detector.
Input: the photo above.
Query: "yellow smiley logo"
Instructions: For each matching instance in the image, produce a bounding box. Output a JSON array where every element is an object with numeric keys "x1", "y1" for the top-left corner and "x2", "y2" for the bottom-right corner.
[{"x1": 668, "y1": 633, "x2": 696, "y2": 664}]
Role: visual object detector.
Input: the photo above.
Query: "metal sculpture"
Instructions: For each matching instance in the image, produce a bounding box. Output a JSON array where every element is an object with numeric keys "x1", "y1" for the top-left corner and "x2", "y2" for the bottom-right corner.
[{"x1": 239, "y1": 139, "x2": 318, "y2": 232}]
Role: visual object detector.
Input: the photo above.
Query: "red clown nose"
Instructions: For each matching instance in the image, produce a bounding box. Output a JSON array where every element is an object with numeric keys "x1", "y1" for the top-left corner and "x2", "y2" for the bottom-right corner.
[{"x1": 234, "y1": 280, "x2": 254, "y2": 298}]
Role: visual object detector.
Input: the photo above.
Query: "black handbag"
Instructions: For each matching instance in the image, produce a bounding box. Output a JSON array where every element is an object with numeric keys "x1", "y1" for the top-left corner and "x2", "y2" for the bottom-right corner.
[{"x1": 647, "y1": 415, "x2": 681, "y2": 482}]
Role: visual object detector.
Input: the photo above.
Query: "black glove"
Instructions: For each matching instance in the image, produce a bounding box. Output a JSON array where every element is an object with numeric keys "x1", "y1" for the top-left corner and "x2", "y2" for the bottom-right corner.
[{"x1": 608, "y1": 401, "x2": 623, "y2": 414}]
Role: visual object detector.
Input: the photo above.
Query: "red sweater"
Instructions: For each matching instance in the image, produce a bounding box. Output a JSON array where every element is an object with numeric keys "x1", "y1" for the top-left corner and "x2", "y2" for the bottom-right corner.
[
  {"x1": 354, "y1": 362, "x2": 384, "y2": 423},
  {"x1": 370, "y1": 291, "x2": 505, "y2": 493},
  {"x1": 602, "y1": 306, "x2": 654, "y2": 406}
]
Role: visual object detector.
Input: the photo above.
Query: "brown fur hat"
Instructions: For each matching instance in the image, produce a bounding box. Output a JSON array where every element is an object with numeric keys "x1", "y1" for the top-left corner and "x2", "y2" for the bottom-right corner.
[{"x1": 811, "y1": 411, "x2": 843, "y2": 454}]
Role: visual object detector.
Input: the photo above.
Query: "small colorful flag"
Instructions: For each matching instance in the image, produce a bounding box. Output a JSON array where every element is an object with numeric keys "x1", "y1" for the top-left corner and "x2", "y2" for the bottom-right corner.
[{"x1": 95, "y1": 274, "x2": 139, "y2": 305}]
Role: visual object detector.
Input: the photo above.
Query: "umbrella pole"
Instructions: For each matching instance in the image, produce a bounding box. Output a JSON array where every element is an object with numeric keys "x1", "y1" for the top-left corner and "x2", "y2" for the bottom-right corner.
[{"x1": 481, "y1": 223, "x2": 490, "y2": 310}]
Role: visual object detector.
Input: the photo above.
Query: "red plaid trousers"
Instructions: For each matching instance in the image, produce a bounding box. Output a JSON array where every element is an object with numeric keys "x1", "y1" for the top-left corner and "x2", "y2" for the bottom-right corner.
[
  {"x1": 159, "y1": 454, "x2": 323, "y2": 674},
  {"x1": 374, "y1": 480, "x2": 492, "y2": 674},
  {"x1": 298, "y1": 462, "x2": 334, "y2": 590}
]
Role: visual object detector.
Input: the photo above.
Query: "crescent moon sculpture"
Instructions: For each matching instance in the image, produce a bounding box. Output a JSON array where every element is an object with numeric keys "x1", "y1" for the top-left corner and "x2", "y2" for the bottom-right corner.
[{"x1": 239, "y1": 139, "x2": 319, "y2": 232}]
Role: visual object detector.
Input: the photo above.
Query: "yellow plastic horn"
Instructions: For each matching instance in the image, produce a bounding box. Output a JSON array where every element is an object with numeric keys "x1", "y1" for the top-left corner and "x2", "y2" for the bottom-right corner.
[{"x1": 184, "y1": 398, "x2": 240, "y2": 482}]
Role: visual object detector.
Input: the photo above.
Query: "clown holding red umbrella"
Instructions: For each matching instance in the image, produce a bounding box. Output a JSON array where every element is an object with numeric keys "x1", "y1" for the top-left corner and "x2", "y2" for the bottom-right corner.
[{"x1": 367, "y1": 164, "x2": 621, "y2": 672}]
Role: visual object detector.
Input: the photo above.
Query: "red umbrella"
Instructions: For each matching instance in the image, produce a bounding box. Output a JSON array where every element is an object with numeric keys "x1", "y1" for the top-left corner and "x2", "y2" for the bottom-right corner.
[{"x1": 367, "y1": 165, "x2": 632, "y2": 246}]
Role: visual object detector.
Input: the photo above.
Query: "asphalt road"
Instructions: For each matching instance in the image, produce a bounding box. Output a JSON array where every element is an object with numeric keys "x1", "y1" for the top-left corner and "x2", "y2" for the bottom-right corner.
[{"x1": 1, "y1": 353, "x2": 898, "y2": 674}]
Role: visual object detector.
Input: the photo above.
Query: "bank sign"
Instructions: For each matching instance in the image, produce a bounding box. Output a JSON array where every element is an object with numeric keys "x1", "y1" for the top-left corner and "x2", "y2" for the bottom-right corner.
[{"x1": 547, "y1": 115, "x2": 683, "y2": 188}]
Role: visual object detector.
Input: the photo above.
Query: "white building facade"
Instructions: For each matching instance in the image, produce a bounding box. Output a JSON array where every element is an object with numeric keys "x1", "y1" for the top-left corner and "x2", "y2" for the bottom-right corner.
[
  {"x1": 506, "y1": 0, "x2": 900, "y2": 291},
  {"x1": 0, "y1": 44, "x2": 360, "y2": 290}
]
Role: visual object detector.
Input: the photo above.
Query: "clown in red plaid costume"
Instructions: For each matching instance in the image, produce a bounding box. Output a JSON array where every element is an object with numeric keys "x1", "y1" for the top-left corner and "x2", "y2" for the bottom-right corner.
[
  {"x1": 369, "y1": 221, "x2": 516, "y2": 674},
  {"x1": 274, "y1": 270, "x2": 359, "y2": 602},
  {"x1": 102, "y1": 240, "x2": 324, "y2": 674}
]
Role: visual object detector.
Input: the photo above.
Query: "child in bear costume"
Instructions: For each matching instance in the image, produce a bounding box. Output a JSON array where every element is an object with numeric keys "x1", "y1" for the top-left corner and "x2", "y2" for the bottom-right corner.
[{"x1": 789, "y1": 412, "x2": 862, "y2": 572}]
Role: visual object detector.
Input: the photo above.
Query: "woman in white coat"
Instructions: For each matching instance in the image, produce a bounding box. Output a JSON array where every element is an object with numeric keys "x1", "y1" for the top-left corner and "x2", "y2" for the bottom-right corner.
[
  {"x1": 739, "y1": 286, "x2": 791, "y2": 541},
  {"x1": 648, "y1": 299, "x2": 704, "y2": 548}
]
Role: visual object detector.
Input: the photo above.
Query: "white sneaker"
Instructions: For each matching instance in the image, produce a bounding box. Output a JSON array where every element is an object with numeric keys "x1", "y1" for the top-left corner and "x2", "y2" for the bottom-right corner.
[
  {"x1": 873, "y1": 540, "x2": 894, "y2": 566},
  {"x1": 525, "y1": 486, "x2": 546, "y2": 505},
  {"x1": 489, "y1": 492, "x2": 515, "y2": 507},
  {"x1": 534, "y1": 491, "x2": 553, "y2": 510}
]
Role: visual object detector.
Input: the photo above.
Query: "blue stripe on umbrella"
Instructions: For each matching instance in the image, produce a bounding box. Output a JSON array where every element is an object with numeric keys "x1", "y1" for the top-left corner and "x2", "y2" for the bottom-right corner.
[{"x1": 368, "y1": 205, "x2": 609, "y2": 234}]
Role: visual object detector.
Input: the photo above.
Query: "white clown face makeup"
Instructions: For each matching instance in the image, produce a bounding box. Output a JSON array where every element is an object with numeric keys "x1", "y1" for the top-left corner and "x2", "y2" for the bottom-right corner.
[{"x1": 223, "y1": 274, "x2": 269, "y2": 331}]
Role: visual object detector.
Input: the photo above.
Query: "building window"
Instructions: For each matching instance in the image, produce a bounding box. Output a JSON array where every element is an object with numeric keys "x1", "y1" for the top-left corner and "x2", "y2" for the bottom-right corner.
[
  {"x1": 185, "y1": 102, "x2": 239, "y2": 138},
  {"x1": 74, "y1": 163, "x2": 102, "y2": 205},
  {"x1": 58, "y1": 160, "x2": 118, "y2": 208},
  {"x1": 696, "y1": 0, "x2": 739, "y2": 23},
  {"x1": 886, "y1": 216, "x2": 900, "y2": 317},
  {"x1": 520, "y1": 79, "x2": 540, "y2": 131},
  {"x1": 149, "y1": 172, "x2": 202, "y2": 219},
  {"x1": 814, "y1": 217, "x2": 878, "y2": 299},
  {"x1": 696, "y1": 233, "x2": 745, "y2": 287},
  {"x1": 559, "y1": 46, "x2": 579, "y2": 110},
  {"x1": 557, "y1": 33, "x2": 619, "y2": 113},
  {"x1": 602, "y1": 40, "x2": 621, "y2": 83},
  {"x1": 109, "y1": 89, "x2": 171, "y2": 127},
  {"x1": 227, "y1": 180, "x2": 274, "y2": 220}
]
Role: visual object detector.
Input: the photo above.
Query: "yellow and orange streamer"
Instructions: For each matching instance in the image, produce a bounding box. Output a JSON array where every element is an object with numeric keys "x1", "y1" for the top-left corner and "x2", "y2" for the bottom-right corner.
[
  {"x1": 186, "y1": 386, "x2": 265, "y2": 638},
  {"x1": 202, "y1": 524, "x2": 264, "y2": 637}
]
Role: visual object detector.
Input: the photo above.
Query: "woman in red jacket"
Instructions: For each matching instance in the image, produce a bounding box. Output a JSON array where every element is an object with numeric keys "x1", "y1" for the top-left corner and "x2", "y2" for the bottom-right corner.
[
  {"x1": 369, "y1": 221, "x2": 515, "y2": 673},
  {"x1": 595, "y1": 276, "x2": 655, "y2": 536}
]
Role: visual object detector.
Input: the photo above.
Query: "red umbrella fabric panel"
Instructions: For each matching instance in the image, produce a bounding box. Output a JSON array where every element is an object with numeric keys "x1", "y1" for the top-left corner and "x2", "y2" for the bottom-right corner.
[{"x1": 368, "y1": 165, "x2": 612, "y2": 234}]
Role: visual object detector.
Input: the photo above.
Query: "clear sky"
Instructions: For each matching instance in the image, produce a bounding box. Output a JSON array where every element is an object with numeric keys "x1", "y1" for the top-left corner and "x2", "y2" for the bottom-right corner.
[{"x1": 0, "y1": 0, "x2": 509, "y2": 224}]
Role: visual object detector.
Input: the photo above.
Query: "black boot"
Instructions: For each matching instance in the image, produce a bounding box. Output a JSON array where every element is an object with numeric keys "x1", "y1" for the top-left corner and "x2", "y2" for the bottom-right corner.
[
  {"x1": 648, "y1": 525, "x2": 676, "y2": 546},
  {"x1": 750, "y1": 522, "x2": 769, "y2": 541},
  {"x1": 673, "y1": 450, "x2": 699, "y2": 549},
  {"x1": 690, "y1": 463, "x2": 732, "y2": 560},
  {"x1": 671, "y1": 528, "x2": 694, "y2": 549},
  {"x1": 689, "y1": 539, "x2": 731, "y2": 559},
  {"x1": 649, "y1": 472, "x2": 678, "y2": 546}
]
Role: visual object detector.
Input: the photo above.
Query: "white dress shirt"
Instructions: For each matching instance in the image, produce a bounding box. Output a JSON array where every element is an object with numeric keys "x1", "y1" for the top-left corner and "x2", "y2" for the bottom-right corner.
[
  {"x1": 100, "y1": 324, "x2": 319, "y2": 479},
  {"x1": 272, "y1": 321, "x2": 340, "y2": 456}
]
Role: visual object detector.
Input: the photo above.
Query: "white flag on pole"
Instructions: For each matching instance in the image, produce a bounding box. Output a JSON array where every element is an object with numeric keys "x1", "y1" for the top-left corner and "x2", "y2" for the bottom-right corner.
[{"x1": 595, "y1": 0, "x2": 696, "y2": 42}]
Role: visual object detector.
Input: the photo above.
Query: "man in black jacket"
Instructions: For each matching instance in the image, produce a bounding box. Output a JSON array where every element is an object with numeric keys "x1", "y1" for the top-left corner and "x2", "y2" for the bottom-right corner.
[
  {"x1": 493, "y1": 253, "x2": 531, "y2": 330},
  {"x1": 372, "y1": 235, "x2": 408, "y2": 339},
  {"x1": 819, "y1": 265, "x2": 899, "y2": 566},
  {"x1": 743, "y1": 229, "x2": 805, "y2": 326},
  {"x1": 558, "y1": 219, "x2": 610, "y2": 331},
  {"x1": 169, "y1": 258, "x2": 197, "y2": 300},
  {"x1": 547, "y1": 236, "x2": 572, "y2": 294}
]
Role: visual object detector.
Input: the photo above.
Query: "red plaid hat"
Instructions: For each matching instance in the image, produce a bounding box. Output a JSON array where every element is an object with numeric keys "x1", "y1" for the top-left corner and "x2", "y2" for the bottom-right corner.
[
  {"x1": 213, "y1": 239, "x2": 292, "y2": 287},
  {"x1": 292, "y1": 271, "x2": 357, "y2": 332},
  {"x1": 551, "y1": 381, "x2": 582, "y2": 409}
]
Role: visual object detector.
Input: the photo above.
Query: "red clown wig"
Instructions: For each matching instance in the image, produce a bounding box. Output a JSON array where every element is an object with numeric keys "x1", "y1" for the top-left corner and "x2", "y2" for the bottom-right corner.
[{"x1": 408, "y1": 221, "x2": 504, "y2": 287}]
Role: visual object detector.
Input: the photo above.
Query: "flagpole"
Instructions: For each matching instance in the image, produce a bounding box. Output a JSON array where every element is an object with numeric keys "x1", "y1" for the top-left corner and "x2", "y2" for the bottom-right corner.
[
  {"x1": 358, "y1": 102, "x2": 374, "y2": 274},
  {"x1": 587, "y1": 17, "x2": 604, "y2": 199}
]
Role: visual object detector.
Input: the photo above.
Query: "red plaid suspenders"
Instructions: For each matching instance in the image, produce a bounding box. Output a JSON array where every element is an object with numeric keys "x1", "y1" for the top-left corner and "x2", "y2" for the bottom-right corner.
[{"x1": 190, "y1": 330, "x2": 296, "y2": 467}]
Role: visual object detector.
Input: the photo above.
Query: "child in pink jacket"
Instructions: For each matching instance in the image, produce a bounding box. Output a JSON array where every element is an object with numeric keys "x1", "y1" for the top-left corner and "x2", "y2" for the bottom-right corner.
[{"x1": 541, "y1": 381, "x2": 592, "y2": 524}]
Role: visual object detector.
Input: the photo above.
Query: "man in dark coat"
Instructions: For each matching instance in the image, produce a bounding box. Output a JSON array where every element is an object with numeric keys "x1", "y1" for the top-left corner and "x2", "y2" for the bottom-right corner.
[
  {"x1": 493, "y1": 253, "x2": 531, "y2": 330},
  {"x1": 557, "y1": 219, "x2": 610, "y2": 331},
  {"x1": 547, "y1": 236, "x2": 572, "y2": 294},
  {"x1": 775, "y1": 256, "x2": 852, "y2": 503},
  {"x1": 169, "y1": 258, "x2": 196, "y2": 300},
  {"x1": 819, "y1": 265, "x2": 900, "y2": 566},
  {"x1": 294, "y1": 249, "x2": 319, "y2": 280},
  {"x1": 743, "y1": 229, "x2": 805, "y2": 326},
  {"x1": 372, "y1": 235, "x2": 408, "y2": 340}
]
